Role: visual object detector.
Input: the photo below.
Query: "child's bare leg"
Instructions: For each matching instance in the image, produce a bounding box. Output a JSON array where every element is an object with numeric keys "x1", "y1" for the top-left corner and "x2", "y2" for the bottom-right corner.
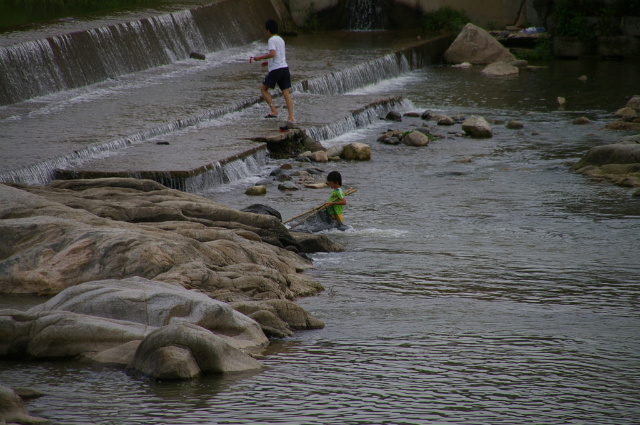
[
  {"x1": 260, "y1": 84, "x2": 277, "y2": 115},
  {"x1": 282, "y1": 88, "x2": 294, "y2": 122}
]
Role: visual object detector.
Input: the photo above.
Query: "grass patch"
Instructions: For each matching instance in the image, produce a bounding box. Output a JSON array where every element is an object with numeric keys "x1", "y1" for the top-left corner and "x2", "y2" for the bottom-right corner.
[{"x1": 0, "y1": 0, "x2": 164, "y2": 30}]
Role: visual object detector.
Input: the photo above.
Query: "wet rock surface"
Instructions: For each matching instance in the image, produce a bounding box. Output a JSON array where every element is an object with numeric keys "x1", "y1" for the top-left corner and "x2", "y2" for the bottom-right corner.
[{"x1": 0, "y1": 178, "x2": 341, "y2": 389}]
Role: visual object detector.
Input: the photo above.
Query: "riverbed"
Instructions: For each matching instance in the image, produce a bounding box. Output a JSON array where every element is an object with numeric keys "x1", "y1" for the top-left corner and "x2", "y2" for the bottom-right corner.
[{"x1": 1, "y1": 27, "x2": 640, "y2": 425}]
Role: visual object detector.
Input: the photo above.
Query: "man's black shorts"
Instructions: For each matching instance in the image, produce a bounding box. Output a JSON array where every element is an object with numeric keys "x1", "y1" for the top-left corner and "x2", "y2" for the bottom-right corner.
[{"x1": 263, "y1": 67, "x2": 291, "y2": 91}]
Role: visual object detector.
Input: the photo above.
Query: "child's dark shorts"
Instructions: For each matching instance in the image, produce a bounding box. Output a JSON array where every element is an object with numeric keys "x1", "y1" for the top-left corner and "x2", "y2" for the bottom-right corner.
[{"x1": 263, "y1": 67, "x2": 291, "y2": 90}]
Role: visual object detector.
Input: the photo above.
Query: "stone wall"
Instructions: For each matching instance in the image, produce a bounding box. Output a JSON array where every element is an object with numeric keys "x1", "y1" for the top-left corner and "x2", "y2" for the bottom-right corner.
[{"x1": 287, "y1": 0, "x2": 528, "y2": 29}]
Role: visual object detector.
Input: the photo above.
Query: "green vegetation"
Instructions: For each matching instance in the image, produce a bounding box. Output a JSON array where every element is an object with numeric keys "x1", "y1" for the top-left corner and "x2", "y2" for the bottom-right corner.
[
  {"x1": 612, "y1": 0, "x2": 640, "y2": 15},
  {"x1": 514, "y1": 37, "x2": 554, "y2": 62},
  {"x1": 302, "y1": 1, "x2": 321, "y2": 33},
  {"x1": 550, "y1": 0, "x2": 597, "y2": 37},
  {"x1": 421, "y1": 6, "x2": 470, "y2": 34},
  {"x1": 550, "y1": 0, "x2": 635, "y2": 38},
  {"x1": 597, "y1": 6, "x2": 621, "y2": 36},
  {"x1": 485, "y1": 20, "x2": 498, "y2": 31},
  {"x1": 0, "y1": 0, "x2": 163, "y2": 30}
]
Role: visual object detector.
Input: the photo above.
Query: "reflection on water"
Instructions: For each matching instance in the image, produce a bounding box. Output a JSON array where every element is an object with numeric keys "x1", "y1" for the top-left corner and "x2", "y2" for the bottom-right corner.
[{"x1": 1, "y1": 36, "x2": 640, "y2": 425}]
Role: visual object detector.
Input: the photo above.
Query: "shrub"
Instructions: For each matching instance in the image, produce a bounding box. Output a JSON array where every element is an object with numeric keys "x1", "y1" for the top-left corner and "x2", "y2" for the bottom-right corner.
[{"x1": 421, "y1": 6, "x2": 470, "y2": 33}]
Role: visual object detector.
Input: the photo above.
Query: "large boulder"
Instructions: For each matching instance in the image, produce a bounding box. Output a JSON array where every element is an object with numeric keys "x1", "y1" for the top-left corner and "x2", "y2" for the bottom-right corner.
[
  {"x1": 0, "y1": 308, "x2": 152, "y2": 358},
  {"x1": 27, "y1": 277, "x2": 268, "y2": 350},
  {"x1": 627, "y1": 95, "x2": 640, "y2": 111},
  {"x1": 0, "y1": 180, "x2": 322, "y2": 301},
  {"x1": 445, "y1": 23, "x2": 517, "y2": 65},
  {"x1": 1, "y1": 278, "x2": 269, "y2": 361},
  {"x1": 18, "y1": 178, "x2": 298, "y2": 249}
]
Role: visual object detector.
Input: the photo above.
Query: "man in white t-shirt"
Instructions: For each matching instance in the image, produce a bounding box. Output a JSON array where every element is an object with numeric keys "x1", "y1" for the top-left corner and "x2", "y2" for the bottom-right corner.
[{"x1": 250, "y1": 19, "x2": 295, "y2": 124}]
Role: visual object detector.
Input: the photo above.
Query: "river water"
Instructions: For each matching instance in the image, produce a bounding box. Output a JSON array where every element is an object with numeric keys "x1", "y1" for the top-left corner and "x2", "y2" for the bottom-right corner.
[{"x1": 1, "y1": 28, "x2": 640, "y2": 425}]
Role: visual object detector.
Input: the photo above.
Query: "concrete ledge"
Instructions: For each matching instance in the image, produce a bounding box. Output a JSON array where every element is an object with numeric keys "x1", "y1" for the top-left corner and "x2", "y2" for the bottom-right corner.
[
  {"x1": 54, "y1": 96, "x2": 405, "y2": 191},
  {"x1": 553, "y1": 36, "x2": 591, "y2": 58},
  {"x1": 598, "y1": 36, "x2": 640, "y2": 58}
]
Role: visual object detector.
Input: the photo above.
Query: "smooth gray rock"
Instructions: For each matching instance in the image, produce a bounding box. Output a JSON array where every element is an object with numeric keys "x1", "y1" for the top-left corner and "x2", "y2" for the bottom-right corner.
[
  {"x1": 0, "y1": 384, "x2": 48, "y2": 425},
  {"x1": 127, "y1": 322, "x2": 263, "y2": 379},
  {"x1": 462, "y1": 116, "x2": 493, "y2": 138},
  {"x1": 403, "y1": 131, "x2": 430, "y2": 147},
  {"x1": 27, "y1": 277, "x2": 268, "y2": 351}
]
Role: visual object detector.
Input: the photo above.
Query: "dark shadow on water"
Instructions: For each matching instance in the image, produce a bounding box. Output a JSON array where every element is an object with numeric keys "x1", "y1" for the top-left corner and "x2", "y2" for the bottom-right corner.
[{"x1": 289, "y1": 209, "x2": 351, "y2": 233}]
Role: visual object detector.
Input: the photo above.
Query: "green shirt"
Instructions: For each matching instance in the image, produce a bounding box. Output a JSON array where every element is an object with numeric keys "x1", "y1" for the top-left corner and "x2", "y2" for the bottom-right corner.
[{"x1": 327, "y1": 188, "x2": 344, "y2": 216}]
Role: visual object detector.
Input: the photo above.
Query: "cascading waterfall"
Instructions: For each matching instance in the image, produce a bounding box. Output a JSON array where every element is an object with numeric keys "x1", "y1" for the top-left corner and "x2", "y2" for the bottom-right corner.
[
  {"x1": 0, "y1": 0, "x2": 276, "y2": 106},
  {"x1": 305, "y1": 97, "x2": 409, "y2": 142},
  {"x1": 0, "y1": 95, "x2": 264, "y2": 186},
  {"x1": 346, "y1": 0, "x2": 384, "y2": 30},
  {"x1": 298, "y1": 53, "x2": 410, "y2": 95},
  {"x1": 176, "y1": 150, "x2": 268, "y2": 193},
  {"x1": 0, "y1": 49, "x2": 421, "y2": 188},
  {"x1": 0, "y1": 0, "x2": 448, "y2": 192}
]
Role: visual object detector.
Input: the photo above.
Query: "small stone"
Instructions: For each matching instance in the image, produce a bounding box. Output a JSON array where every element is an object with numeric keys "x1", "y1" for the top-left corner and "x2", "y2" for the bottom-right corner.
[
  {"x1": 573, "y1": 117, "x2": 591, "y2": 125},
  {"x1": 245, "y1": 185, "x2": 267, "y2": 196},
  {"x1": 437, "y1": 116, "x2": 455, "y2": 126},
  {"x1": 278, "y1": 181, "x2": 299, "y2": 191},
  {"x1": 385, "y1": 111, "x2": 402, "y2": 121},
  {"x1": 506, "y1": 120, "x2": 524, "y2": 129}
]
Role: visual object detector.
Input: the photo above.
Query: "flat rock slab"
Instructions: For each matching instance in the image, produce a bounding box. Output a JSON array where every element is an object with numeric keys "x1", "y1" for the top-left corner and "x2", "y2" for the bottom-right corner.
[{"x1": 56, "y1": 94, "x2": 403, "y2": 183}]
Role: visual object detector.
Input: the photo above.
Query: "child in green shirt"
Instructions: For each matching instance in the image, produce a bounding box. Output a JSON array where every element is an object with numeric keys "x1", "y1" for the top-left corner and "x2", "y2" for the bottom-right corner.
[{"x1": 325, "y1": 171, "x2": 346, "y2": 224}]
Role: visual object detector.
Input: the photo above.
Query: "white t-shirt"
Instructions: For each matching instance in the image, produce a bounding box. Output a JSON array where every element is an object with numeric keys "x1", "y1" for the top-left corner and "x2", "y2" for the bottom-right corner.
[{"x1": 267, "y1": 35, "x2": 287, "y2": 72}]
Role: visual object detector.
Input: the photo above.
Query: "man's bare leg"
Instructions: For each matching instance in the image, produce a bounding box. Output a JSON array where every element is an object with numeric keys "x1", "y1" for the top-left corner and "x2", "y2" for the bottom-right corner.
[
  {"x1": 261, "y1": 84, "x2": 278, "y2": 116},
  {"x1": 282, "y1": 88, "x2": 294, "y2": 122}
]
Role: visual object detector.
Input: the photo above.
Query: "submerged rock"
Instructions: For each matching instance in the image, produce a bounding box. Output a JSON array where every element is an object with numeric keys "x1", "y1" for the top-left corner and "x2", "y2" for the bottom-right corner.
[
  {"x1": 290, "y1": 209, "x2": 351, "y2": 234},
  {"x1": 0, "y1": 384, "x2": 48, "y2": 425},
  {"x1": 245, "y1": 185, "x2": 267, "y2": 196},
  {"x1": 481, "y1": 61, "x2": 519, "y2": 76},
  {"x1": 241, "y1": 204, "x2": 282, "y2": 221},
  {"x1": 506, "y1": 120, "x2": 524, "y2": 129}
]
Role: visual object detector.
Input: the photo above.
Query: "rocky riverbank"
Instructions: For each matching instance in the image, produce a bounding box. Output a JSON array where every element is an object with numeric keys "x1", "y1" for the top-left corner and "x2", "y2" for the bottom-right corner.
[{"x1": 0, "y1": 177, "x2": 347, "y2": 422}]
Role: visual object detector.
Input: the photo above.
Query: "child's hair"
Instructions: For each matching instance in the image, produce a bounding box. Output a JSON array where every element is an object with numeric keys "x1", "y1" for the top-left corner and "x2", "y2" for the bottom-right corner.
[
  {"x1": 327, "y1": 171, "x2": 342, "y2": 186},
  {"x1": 265, "y1": 19, "x2": 279, "y2": 34}
]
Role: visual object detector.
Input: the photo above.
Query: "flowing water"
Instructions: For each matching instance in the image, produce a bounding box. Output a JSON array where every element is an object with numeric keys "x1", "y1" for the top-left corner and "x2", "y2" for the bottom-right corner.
[{"x1": 1, "y1": 6, "x2": 640, "y2": 424}]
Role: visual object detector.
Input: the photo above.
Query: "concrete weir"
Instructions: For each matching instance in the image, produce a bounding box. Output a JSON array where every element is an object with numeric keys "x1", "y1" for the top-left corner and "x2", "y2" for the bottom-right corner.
[
  {"x1": 54, "y1": 94, "x2": 407, "y2": 191},
  {"x1": 0, "y1": 0, "x2": 454, "y2": 190},
  {"x1": 48, "y1": 33, "x2": 451, "y2": 191}
]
